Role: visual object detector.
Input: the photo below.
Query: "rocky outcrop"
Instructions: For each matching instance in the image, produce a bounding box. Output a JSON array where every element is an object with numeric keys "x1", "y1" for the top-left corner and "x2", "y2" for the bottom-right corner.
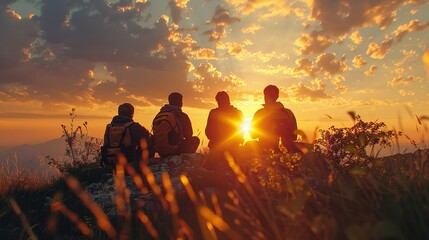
[{"x1": 84, "y1": 153, "x2": 215, "y2": 217}]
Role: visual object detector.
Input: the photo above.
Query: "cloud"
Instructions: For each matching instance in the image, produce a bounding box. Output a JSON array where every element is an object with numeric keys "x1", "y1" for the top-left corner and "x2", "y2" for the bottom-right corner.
[
  {"x1": 366, "y1": 38, "x2": 394, "y2": 59},
  {"x1": 364, "y1": 64, "x2": 377, "y2": 76},
  {"x1": 298, "y1": 0, "x2": 422, "y2": 55},
  {"x1": 224, "y1": 42, "x2": 244, "y2": 55},
  {"x1": 0, "y1": 8, "x2": 38, "y2": 70},
  {"x1": 294, "y1": 31, "x2": 333, "y2": 55},
  {"x1": 388, "y1": 75, "x2": 422, "y2": 86},
  {"x1": 352, "y1": 55, "x2": 367, "y2": 68},
  {"x1": 192, "y1": 62, "x2": 246, "y2": 99},
  {"x1": 0, "y1": 0, "x2": 212, "y2": 109},
  {"x1": 203, "y1": 5, "x2": 240, "y2": 43},
  {"x1": 189, "y1": 47, "x2": 216, "y2": 59},
  {"x1": 316, "y1": 53, "x2": 347, "y2": 75},
  {"x1": 241, "y1": 23, "x2": 262, "y2": 34},
  {"x1": 294, "y1": 58, "x2": 317, "y2": 77},
  {"x1": 168, "y1": 0, "x2": 189, "y2": 24},
  {"x1": 288, "y1": 79, "x2": 332, "y2": 102},
  {"x1": 399, "y1": 89, "x2": 415, "y2": 96},
  {"x1": 294, "y1": 53, "x2": 347, "y2": 77},
  {"x1": 309, "y1": 0, "x2": 422, "y2": 37},
  {"x1": 394, "y1": 19, "x2": 429, "y2": 42},
  {"x1": 226, "y1": 0, "x2": 299, "y2": 20},
  {"x1": 331, "y1": 75, "x2": 348, "y2": 94},
  {"x1": 349, "y1": 31, "x2": 363, "y2": 45}
]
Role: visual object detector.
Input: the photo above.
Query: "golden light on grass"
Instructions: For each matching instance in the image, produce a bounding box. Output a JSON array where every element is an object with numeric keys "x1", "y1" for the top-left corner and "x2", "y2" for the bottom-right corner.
[
  {"x1": 211, "y1": 194, "x2": 223, "y2": 217},
  {"x1": 180, "y1": 175, "x2": 197, "y2": 203},
  {"x1": 198, "y1": 206, "x2": 242, "y2": 240},
  {"x1": 137, "y1": 210, "x2": 159, "y2": 239},
  {"x1": 123, "y1": 160, "x2": 149, "y2": 194},
  {"x1": 162, "y1": 172, "x2": 179, "y2": 214},
  {"x1": 141, "y1": 164, "x2": 168, "y2": 209},
  {"x1": 224, "y1": 152, "x2": 282, "y2": 240},
  {"x1": 8, "y1": 198, "x2": 38, "y2": 240},
  {"x1": 50, "y1": 194, "x2": 93, "y2": 238},
  {"x1": 66, "y1": 176, "x2": 117, "y2": 238}
]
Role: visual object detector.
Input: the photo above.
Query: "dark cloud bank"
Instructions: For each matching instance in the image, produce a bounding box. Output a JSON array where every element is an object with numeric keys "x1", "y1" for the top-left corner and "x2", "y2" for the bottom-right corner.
[{"x1": 0, "y1": 0, "x2": 245, "y2": 109}]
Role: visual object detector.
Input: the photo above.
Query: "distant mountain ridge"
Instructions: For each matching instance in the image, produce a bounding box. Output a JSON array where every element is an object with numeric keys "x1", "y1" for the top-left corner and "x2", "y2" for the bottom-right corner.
[{"x1": 0, "y1": 137, "x2": 66, "y2": 176}]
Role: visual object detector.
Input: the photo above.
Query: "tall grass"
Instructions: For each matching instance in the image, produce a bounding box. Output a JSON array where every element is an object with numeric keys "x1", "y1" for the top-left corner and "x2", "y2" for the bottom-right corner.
[{"x1": 0, "y1": 155, "x2": 58, "y2": 195}]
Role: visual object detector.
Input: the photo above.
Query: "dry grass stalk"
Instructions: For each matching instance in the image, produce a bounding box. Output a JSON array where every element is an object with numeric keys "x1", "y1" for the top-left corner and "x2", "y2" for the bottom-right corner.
[
  {"x1": 66, "y1": 176, "x2": 116, "y2": 238},
  {"x1": 8, "y1": 198, "x2": 38, "y2": 240}
]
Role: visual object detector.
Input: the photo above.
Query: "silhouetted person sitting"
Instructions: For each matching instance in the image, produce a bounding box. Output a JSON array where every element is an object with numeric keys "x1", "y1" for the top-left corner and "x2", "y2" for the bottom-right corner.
[
  {"x1": 205, "y1": 91, "x2": 244, "y2": 170},
  {"x1": 101, "y1": 103, "x2": 154, "y2": 167},
  {"x1": 250, "y1": 85, "x2": 298, "y2": 153},
  {"x1": 153, "y1": 92, "x2": 200, "y2": 157}
]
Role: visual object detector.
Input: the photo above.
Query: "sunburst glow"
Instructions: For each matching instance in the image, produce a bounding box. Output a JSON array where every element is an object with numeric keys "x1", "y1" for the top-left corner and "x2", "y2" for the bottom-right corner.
[{"x1": 241, "y1": 118, "x2": 252, "y2": 142}]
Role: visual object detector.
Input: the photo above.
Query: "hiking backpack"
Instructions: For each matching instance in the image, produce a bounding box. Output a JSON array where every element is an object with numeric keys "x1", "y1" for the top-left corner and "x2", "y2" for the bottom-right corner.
[
  {"x1": 101, "y1": 121, "x2": 135, "y2": 167},
  {"x1": 152, "y1": 111, "x2": 180, "y2": 156}
]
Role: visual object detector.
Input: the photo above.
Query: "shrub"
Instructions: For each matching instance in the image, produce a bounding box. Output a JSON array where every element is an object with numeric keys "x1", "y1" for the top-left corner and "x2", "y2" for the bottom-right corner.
[
  {"x1": 46, "y1": 108, "x2": 102, "y2": 173},
  {"x1": 314, "y1": 114, "x2": 398, "y2": 172}
]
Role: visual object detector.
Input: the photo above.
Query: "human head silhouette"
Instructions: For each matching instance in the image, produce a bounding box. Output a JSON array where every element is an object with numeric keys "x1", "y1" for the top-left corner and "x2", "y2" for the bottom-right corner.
[
  {"x1": 169, "y1": 92, "x2": 183, "y2": 108},
  {"x1": 263, "y1": 85, "x2": 279, "y2": 104},
  {"x1": 215, "y1": 91, "x2": 230, "y2": 108},
  {"x1": 118, "y1": 103, "x2": 134, "y2": 118}
]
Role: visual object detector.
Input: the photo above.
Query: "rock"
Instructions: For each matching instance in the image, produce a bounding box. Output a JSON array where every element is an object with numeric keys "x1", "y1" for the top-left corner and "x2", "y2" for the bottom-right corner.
[{"x1": 84, "y1": 153, "x2": 211, "y2": 217}]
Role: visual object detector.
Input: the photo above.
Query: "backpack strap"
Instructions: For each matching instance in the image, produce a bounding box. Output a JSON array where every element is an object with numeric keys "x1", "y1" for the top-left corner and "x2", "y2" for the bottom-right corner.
[
  {"x1": 118, "y1": 121, "x2": 134, "y2": 147},
  {"x1": 170, "y1": 111, "x2": 181, "y2": 137},
  {"x1": 106, "y1": 121, "x2": 134, "y2": 147},
  {"x1": 106, "y1": 124, "x2": 112, "y2": 147},
  {"x1": 152, "y1": 111, "x2": 178, "y2": 132}
]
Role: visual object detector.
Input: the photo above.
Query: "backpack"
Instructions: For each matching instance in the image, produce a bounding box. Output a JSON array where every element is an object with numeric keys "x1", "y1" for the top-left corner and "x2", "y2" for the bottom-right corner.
[
  {"x1": 152, "y1": 111, "x2": 180, "y2": 156},
  {"x1": 101, "y1": 121, "x2": 135, "y2": 167},
  {"x1": 276, "y1": 108, "x2": 297, "y2": 141}
]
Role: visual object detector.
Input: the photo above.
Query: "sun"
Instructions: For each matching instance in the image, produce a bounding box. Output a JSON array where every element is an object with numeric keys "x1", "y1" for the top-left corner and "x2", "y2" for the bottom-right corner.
[{"x1": 240, "y1": 118, "x2": 252, "y2": 142}]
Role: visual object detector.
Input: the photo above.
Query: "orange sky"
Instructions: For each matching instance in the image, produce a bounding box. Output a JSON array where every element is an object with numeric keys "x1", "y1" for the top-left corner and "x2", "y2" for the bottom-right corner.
[{"x1": 0, "y1": 0, "x2": 428, "y2": 149}]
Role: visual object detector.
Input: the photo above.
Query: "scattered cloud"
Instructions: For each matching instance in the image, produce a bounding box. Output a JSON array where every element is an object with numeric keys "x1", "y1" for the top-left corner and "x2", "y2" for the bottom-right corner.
[
  {"x1": 388, "y1": 75, "x2": 422, "y2": 86},
  {"x1": 309, "y1": 0, "x2": 422, "y2": 37},
  {"x1": 294, "y1": 58, "x2": 318, "y2": 77},
  {"x1": 298, "y1": 0, "x2": 422, "y2": 55},
  {"x1": 189, "y1": 47, "x2": 216, "y2": 59},
  {"x1": 288, "y1": 79, "x2": 332, "y2": 102},
  {"x1": 364, "y1": 64, "x2": 377, "y2": 76},
  {"x1": 316, "y1": 53, "x2": 347, "y2": 75},
  {"x1": 352, "y1": 55, "x2": 367, "y2": 68},
  {"x1": 241, "y1": 23, "x2": 262, "y2": 34},
  {"x1": 226, "y1": 0, "x2": 299, "y2": 20},
  {"x1": 168, "y1": 0, "x2": 190, "y2": 24},
  {"x1": 399, "y1": 89, "x2": 415, "y2": 96},
  {"x1": 295, "y1": 31, "x2": 333, "y2": 55},
  {"x1": 294, "y1": 53, "x2": 347, "y2": 77},
  {"x1": 203, "y1": 5, "x2": 240, "y2": 43},
  {"x1": 366, "y1": 38, "x2": 394, "y2": 59},
  {"x1": 192, "y1": 62, "x2": 246, "y2": 98},
  {"x1": 331, "y1": 75, "x2": 348, "y2": 94},
  {"x1": 349, "y1": 31, "x2": 363, "y2": 45},
  {"x1": 394, "y1": 19, "x2": 429, "y2": 42}
]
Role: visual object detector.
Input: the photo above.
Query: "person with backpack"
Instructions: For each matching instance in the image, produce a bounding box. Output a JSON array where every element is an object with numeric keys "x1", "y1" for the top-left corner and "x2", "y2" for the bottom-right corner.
[
  {"x1": 152, "y1": 92, "x2": 200, "y2": 157},
  {"x1": 250, "y1": 85, "x2": 299, "y2": 153},
  {"x1": 205, "y1": 91, "x2": 244, "y2": 170},
  {"x1": 101, "y1": 103, "x2": 154, "y2": 167}
]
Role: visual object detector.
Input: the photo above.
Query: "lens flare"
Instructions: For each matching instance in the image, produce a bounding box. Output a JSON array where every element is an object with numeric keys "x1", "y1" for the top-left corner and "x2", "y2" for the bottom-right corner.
[{"x1": 240, "y1": 118, "x2": 252, "y2": 141}]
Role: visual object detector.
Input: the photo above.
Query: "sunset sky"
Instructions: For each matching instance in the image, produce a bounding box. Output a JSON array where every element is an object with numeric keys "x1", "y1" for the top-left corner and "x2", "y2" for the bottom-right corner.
[{"x1": 1, "y1": 0, "x2": 428, "y2": 149}]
